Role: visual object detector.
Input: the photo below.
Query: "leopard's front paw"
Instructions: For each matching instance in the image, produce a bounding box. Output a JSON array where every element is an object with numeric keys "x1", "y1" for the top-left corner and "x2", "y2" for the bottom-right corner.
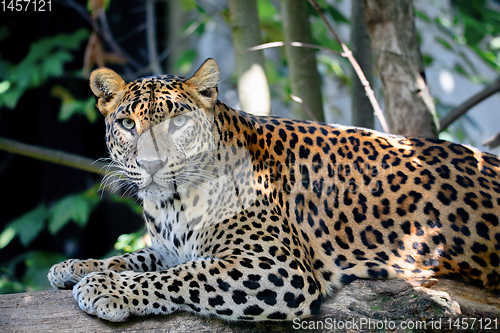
[
  {"x1": 73, "y1": 271, "x2": 135, "y2": 322},
  {"x1": 48, "y1": 259, "x2": 100, "y2": 289}
]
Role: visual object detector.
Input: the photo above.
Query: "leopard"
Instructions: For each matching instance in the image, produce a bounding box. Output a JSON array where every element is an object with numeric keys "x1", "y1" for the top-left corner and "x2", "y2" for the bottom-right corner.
[{"x1": 48, "y1": 58, "x2": 500, "y2": 322}]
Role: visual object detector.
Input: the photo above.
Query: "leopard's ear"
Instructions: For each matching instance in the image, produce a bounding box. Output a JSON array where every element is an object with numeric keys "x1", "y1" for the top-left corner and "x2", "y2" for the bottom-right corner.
[
  {"x1": 186, "y1": 58, "x2": 219, "y2": 107},
  {"x1": 90, "y1": 68, "x2": 126, "y2": 116}
]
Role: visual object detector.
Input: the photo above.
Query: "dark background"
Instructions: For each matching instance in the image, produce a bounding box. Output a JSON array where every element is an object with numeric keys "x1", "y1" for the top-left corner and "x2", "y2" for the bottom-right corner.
[{"x1": 0, "y1": 0, "x2": 159, "y2": 288}]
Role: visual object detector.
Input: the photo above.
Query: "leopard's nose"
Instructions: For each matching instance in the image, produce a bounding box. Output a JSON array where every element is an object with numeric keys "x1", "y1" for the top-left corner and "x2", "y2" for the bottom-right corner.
[{"x1": 138, "y1": 160, "x2": 163, "y2": 175}]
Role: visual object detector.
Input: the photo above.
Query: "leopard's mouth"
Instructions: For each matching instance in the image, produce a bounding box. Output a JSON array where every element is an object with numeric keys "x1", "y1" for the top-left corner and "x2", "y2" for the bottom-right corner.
[
  {"x1": 137, "y1": 183, "x2": 176, "y2": 201},
  {"x1": 134, "y1": 161, "x2": 215, "y2": 201}
]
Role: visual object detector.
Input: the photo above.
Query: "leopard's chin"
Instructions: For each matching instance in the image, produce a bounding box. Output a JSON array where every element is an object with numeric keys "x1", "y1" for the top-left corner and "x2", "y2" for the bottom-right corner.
[{"x1": 138, "y1": 183, "x2": 175, "y2": 202}]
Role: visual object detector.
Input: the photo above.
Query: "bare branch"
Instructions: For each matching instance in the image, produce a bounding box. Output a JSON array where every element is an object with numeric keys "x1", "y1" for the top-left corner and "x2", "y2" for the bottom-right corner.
[
  {"x1": 158, "y1": 17, "x2": 206, "y2": 65},
  {"x1": 63, "y1": 0, "x2": 142, "y2": 72},
  {"x1": 439, "y1": 79, "x2": 500, "y2": 132},
  {"x1": 483, "y1": 132, "x2": 500, "y2": 149},
  {"x1": 97, "y1": 9, "x2": 143, "y2": 71},
  {"x1": 307, "y1": 0, "x2": 390, "y2": 133},
  {"x1": 242, "y1": 41, "x2": 340, "y2": 55},
  {"x1": 290, "y1": 94, "x2": 319, "y2": 122},
  {"x1": 0, "y1": 137, "x2": 111, "y2": 176},
  {"x1": 62, "y1": 0, "x2": 94, "y2": 28}
]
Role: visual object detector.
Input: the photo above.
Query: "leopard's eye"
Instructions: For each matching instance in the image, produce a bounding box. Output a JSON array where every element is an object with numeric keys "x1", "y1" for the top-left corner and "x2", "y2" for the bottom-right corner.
[
  {"x1": 172, "y1": 114, "x2": 186, "y2": 127},
  {"x1": 120, "y1": 118, "x2": 135, "y2": 130}
]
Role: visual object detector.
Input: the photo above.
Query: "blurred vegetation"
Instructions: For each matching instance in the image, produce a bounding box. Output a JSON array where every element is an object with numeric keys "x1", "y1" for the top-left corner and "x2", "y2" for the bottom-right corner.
[
  {"x1": 0, "y1": 0, "x2": 499, "y2": 294},
  {"x1": 451, "y1": 0, "x2": 500, "y2": 78},
  {"x1": 417, "y1": 0, "x2": 500, "y2": 143},
  {"x1": 0, "y1": 28, "x2": 88, "y2": 110}
]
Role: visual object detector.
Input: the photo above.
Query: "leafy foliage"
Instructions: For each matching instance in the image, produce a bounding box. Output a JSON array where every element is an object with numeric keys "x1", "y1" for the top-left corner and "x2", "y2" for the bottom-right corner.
[
  {"x1": 51, "y1": 86, "x2": 98, "y2": 123},
  {"x1": 0, "y1": 251, "x2": 66, "y2": 293},
  {"x1": 0, "y1": 28, "x2": 89, "y2": 109},
  {"x1": 175, "y1": 49, "x2": 198, "y2": 74},
  {"x1": 1, "y1": 185, "x2": 99, "y2": 251},
  {"x1": 414, "y1": 1, "x2": 500, "y2": 142},
  {"x1": 257, "y1": 0, "x2": 283, "y2": 42},
  {"x1": 0, "y1": 25, "x2": 101, "y2": 294},
  {"x1": 0, "y1": 205, "x2": 48, "y2": 249},
  {"x1": 0, "y1": 12, "x2": 145, "y2": 294},
  {"x1": 451, "y1": 0, "x2": 500, "y2": 71},
  {"x1": 0, "y1": 184, "x2": 141, "y2": 293},
  {"x1": 49, "y1": 191, "x2": 100, "y2": 234},
  {"x1": 114, "y1": 231, "x2": 149, "y2": 254},
  {"x1": 422, "y1": 0, "x2": 500, "y2": 82}
]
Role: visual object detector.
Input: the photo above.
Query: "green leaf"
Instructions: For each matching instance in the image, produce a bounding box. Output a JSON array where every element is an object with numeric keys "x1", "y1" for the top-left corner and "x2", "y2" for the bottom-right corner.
[
  {"x1": 115, "y1": 231, "x2": 148, "y2": 253},
  {"x1": 0, "y1": 205, "x2": 48, "y2": 249},
  {"x1": 58, "y1": 100, "x2": 80, "y2": 122},
  {"x1": 258, "y1": 0, "x2": 278, "y2": 21},
  {"x1": 49, "y1": 193, "x2": 98, "y2": 234},
  {"x1": 326, "y1": 6, "x2": 349, "y2": 24},
  {"x1": 0, "y1": 228, "x2": 16, "y2": 249},
  {"x1": 435, "y1": 37, "x2": 453, "y2": 50},
  {"x1": 0, "y1": 88, "x2": 24, "y2": 109},
  {"x1": 415, "y1": 10, "x2": 431, "y2": 23},
  {"x1": 0, "y1": 80, "x2": 11, "y2": 94},
  {"x1": 41, "y1": 52, "x2": 72, "y2": 78},
  {"x1": 311, "y1": 18, "x2": 342, "y2": 52},
  {"x1": 175, "y1": 49, "x2": 197, "y2": 74},
  {"x1": 194, "y1": 21, "x2": 205, "y2": 36},
  {"x1": 83, "y1": 97, "x2": 99, "y2": 123},
  {"x1": 448, "y1": 0, "x2": 500, "y2": 75},
  {"x1": 180, "y1": 0, "x2": 196, "y2": 11},
  {"x1": 52, "y1": 86, "x2": 98, "y2": 123},
  {"x1": 23, "y1": 251, "x2": 66, "y2": 291},
  {"x1": 422, "y1": 54, "x2": 434, "y2": 66},
  {"x1": 454, "y1": 63, "x2": 468, "y2": 76},
  {"x1": 0, "y1": 28, "x2": 88, "y2": 110}
]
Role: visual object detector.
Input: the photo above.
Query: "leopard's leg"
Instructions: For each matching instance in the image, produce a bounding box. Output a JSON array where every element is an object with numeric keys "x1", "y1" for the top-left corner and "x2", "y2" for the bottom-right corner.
[
  {"x1": 48, "y1": 245, "x2": 170, "y2": 289},
  {"x1": 328, "y1": 252, "x2": 439, "y2": 289},
  {"x1": 72, "y1": 256, "x2": 323, "y2": 322}
]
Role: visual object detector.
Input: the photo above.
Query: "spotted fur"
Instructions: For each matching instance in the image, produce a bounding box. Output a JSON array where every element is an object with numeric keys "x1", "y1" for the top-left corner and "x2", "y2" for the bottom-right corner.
[{"x1": 48, "y1": 59, "x2": 500, "y2": 322}]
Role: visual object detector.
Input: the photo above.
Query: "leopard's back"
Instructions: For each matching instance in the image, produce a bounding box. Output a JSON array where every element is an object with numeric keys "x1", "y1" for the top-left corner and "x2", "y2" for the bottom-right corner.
[{"x1": 228, "y1": 111, "x2": 500, "y2": 290}]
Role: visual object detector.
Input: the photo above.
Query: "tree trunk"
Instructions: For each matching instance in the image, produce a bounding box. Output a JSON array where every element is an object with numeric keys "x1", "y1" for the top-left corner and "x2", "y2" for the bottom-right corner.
[
  {"x1": 228, "y1": 0, "x2": 271, "y2": 116},
  {"x1": 364, "y1": 0, "x2": 438, "y2": 138},
  {"x1": 146, "y1": 0, "x2": 162, "y2": 75},
  {"x1": 350, "y1": 0, "x2": 374, "y2": 129},
  {"x1": 165, "y1": 1, "x2": 187, "y2": 72},
  {"x1": 281, "y1": 0, "x2": 325, "y2": 122}
]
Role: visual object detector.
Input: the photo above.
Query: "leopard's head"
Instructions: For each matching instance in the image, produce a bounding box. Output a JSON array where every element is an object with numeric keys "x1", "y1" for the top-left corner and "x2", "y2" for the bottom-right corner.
[{"x1": 90, "y1": 59, "x2": 220, "y2": 201}]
